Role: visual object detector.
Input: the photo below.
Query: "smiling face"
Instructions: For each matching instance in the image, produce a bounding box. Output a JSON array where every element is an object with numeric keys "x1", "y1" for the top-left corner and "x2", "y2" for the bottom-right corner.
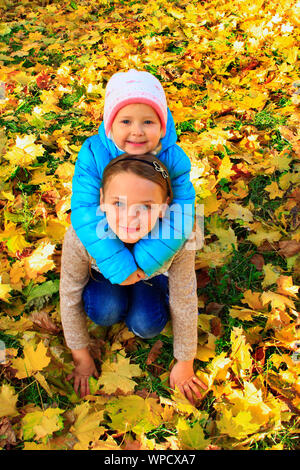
[
  {"x1": 110, "y1": 103, "x2": 162, "y2": 155},
  {"x1": 100, "y1": 170, "x2": 169, "y2": 244}
]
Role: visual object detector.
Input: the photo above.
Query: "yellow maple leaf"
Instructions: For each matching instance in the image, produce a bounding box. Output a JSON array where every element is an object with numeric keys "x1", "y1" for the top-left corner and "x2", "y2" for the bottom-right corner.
[
  {"x1": 223, "y1": 202, "x2": 254, "y2": 222},
  {"x1": 265, "y1": 181, "x2": 284, "y2": 199},
  {"x1": 207, "y1": 352, "x2": 231, "y2": 382},
  {"x1": 197, "y1": 129, "x2": 229, "y2": 154},
  {"x1": 217, "y1": 408, "x2": 260, "y2": 439},
  {"x1": 70, "y1": 402, "x2": 105, "y2": 449},
  {"x1": 4, "y1": 135, "x2": 45, "y2": 168},
  {"x1": 229, "y1": 306, "x2": 259, "y2": 322},
  {"x1": 24, "y1": 240, "x2": 56, "y2": 279},
  {"x1": 216, "y1": 380, "x2": 280, "y2": 440},
  {"x1": 9, "y1": 260, "x2": 26, "y2": 286},
  {"x1": 39, "y1": 90, "x2": 62, "y2": 114},
  {"x1": 241, "y1": 290, "x2": 264, "y2": 310},
  {"x1": 55, "y1": 198, "x2": 71, "y2": 221},
  {"x1": 214, "y1": 226, "x2": 238, "y2": 251},
  {"x1": 196, "y1": 332, "x2": 216, "y2": 362},
  {"x1": 11, "y1": 341, "x2": 51, "y2": 379},
  {"x1": 275, "y1": 324, "x2": 298, "y2": 347},
  {"x1": 261, "y1": 291, "x2": 296, "y2": 310},
  {"x1": 247, "y1": 228, "x2": 282, "y2": 246},
  {"x1": 0, "y1": 384, "x2": 18, "y2": 418},
  {"x1": 91, "y1": 435, "x2": 121, "y2": 450},
  {"x1": 276, "y1": 275, "x2": 299, "y2": 299},
  {"x1": 0, "y1": 282, "x2": 12, "y2": 302},
  {"x1": 35, "y1": 371, "x2": 53, "y2": 398},
  {"x1": 54, "y1": 161, "x2": 75, "y2": 181},
  {"x1": 201, "y1": 193, "x2": 221, "y2": 216},
  {"x1": 106, "y1": 395, "x2": 158, "y2": 435},
  {"x1": 262, "y1": 263, "x2": 281, "y2": 288},
  {"x1": 97, "y1": 354, "x2": 142, "y2": 394},
  {"x1": 45, "y1": 219, "x2": 68, "y2": 242},
  {"x1": 0, "y1": 315, "x2": 33, "y2": 335},
  {"x1": 22, "y1": 441, "x2": 51, "y2": 450},
  {"x1": 239, "y1": 90, "x2": 268, "y2": 112},
  {"x1": 0, "y1": 221, "x2": 30, "y2": 256},
  {"x1": 230, "y1": 327, "x2": 252, "y2": 378},
  {"x1": 176, "y1": 417, "x2": 211, "y2": 450},
  {"x1": 270, "y1": 151, "x2": 292, "y2": 172},
  {"x1": 217, "y1": 154, "x2": 236, "y2": 181},
  {"x1": 195, "y1": 243, "x2": 229, "y2": 269},
  {"x1": 22, "y1": 407, "x2": 64, "y2": 441}
]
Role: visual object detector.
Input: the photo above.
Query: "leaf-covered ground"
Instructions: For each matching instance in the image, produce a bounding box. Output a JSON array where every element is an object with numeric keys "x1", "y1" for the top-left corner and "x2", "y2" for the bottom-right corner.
[{"x1": 0, "y1": 0, "x2": 299, "y2": 451}]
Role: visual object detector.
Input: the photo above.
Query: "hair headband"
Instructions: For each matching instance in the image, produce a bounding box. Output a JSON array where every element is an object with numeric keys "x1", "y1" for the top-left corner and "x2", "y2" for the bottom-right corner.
[{"x1": 108, "y1": 156, "x2": 170, "y2": 179}]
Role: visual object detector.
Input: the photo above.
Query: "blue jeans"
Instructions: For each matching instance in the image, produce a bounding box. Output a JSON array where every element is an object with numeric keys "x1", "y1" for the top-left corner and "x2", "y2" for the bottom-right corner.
[{"x1": 82, "y1": 270, "x2": 170, "y2": 339}]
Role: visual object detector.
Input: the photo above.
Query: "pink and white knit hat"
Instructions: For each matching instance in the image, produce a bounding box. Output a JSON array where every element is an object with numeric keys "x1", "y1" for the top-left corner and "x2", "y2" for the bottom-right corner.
[{"x1": 103, "y1": 69, "x2": 168, "y2": 137}]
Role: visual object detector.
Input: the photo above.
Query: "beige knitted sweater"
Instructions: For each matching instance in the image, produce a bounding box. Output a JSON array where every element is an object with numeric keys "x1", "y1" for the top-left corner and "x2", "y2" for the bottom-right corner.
[{"x1": 59, "y1": 225, "x2": 200, "y2": 361}]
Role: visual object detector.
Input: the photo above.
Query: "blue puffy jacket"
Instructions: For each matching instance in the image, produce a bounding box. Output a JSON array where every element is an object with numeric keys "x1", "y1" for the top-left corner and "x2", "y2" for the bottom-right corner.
[{"x1": 70, "y1": 108, "x2": 195, "y2": 284}]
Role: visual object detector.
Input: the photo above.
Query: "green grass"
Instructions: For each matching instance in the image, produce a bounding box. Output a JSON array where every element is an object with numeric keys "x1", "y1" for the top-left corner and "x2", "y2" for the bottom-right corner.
[
  {"x1": 253, "y1": 108, "x2": 287, "y2": 130},
  {"x1": 131, "y1": 334, "x2": 173, "y2": 397}
]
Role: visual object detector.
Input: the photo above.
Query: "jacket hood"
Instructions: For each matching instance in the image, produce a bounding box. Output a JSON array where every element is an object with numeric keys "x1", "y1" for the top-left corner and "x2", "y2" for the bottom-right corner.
[{"x1": 97, "y1": 107, "x2": 177, "y2": 158}]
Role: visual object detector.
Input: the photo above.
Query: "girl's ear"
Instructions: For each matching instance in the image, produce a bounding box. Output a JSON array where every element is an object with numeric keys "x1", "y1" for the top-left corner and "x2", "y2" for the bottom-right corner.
[{"x1": 100, "y1": 188, "x2": 105, "y2": 212}]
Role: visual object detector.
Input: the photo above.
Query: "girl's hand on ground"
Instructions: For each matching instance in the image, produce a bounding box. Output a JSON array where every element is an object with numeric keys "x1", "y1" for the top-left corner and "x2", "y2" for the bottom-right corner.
[
  {"x1": 67, "y1": 348, "x2": 99, "y2": 397},
  {"x1": 119, "y1": 268, "x2": 146, "y2": 285},
  {"x1": 170, "y1": 359, "x2": 208, "y2": 406}
]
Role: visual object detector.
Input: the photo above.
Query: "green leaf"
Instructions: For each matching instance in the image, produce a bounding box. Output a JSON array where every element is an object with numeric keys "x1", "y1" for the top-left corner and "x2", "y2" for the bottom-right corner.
[
  {"x1": 26, "y1": 280, "x2": 59, "y2": 304},
  {"x1": 176, "y1": 417, "x2": 211, "y2": 450}
]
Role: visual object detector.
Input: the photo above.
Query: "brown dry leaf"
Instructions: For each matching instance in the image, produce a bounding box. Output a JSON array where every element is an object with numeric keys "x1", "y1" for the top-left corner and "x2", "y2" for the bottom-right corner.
[
  {"x1": 278, "y1": 126, "x2": 300, "y2": 156},
  {"x1": 205, "y1": 302, "x2": 224, "y2": 315},
  {"x1": 0, "y1": 417, "x2": 17, "y2": 448},
  {"x1": 278, "y1": 240, "x2": 300, "y2": 258},
  {"x1": 196, "y1": 269, "x2": 211, "y2": 288},
  {"x1": 146, "y1": 339, "x2": 163, "y2": 365},
  {"x1": 250, "y1": 254, "x2": 265, "y2": 271},
  {"x1": 29, "y1": 310, "x2": 61, "y2": 334}
]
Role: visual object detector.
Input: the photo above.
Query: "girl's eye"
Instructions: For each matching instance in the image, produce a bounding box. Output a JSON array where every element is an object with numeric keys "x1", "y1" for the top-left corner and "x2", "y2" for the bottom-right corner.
[
  {"x1": 138, "y1": 204, "x2": 151, "y2": 211},
  {"x1": 114, "y1": 201, "x2": 125, "y2": 208},
  {"x1": 121, "y1": 119, "x2": 130, "y2": 124},
  {"x1": 144, "y1": 120, "x2": 153, "y2": 124}
]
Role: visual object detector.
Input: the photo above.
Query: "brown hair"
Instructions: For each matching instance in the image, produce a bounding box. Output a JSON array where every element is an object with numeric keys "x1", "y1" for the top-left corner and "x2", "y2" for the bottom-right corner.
[{"x1": 102, "y1": 153, "x2": 173, "y2": 203}]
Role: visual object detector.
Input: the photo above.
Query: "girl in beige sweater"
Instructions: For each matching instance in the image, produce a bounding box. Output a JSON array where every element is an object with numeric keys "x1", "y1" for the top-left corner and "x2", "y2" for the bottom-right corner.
[{"x1": 60, "y1": 153, "x2": 206, "y2": 402}]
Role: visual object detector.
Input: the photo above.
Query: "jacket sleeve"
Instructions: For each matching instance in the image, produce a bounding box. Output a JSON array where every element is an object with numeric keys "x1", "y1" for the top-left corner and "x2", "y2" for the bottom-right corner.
[
  {"x1": 70, "y1": 137, "x2": 138, "y2": 284},
  {"x1": 133, "y1": 145, "x2": 195, "y2": 276}
]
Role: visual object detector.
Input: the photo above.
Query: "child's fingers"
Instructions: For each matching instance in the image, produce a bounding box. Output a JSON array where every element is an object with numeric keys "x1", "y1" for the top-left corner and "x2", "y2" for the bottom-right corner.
[
  {"x1": 81, "y1": 378, "x2": 89, "y2": 398},
  {"x1": 73, "y1": 376, "x2": 80, "y2": 394},
  {"x1": 181, "y1": 383, "x2": 195, "y2": 405},
  {"x1": 169, "y1": 376, "x2": 175, "y2": 389},
  {"x1": 192, "y1": 376, "x2": 208, "y2": 390},
  {"x1": 187, "y1": 379, "x2": 203, "y2": 399}
]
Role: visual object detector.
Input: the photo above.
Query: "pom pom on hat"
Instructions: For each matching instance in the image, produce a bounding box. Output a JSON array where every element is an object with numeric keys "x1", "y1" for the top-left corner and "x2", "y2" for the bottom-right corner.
[{"x1": 103, "y1": 69, "x2": 168, "y2": 137}]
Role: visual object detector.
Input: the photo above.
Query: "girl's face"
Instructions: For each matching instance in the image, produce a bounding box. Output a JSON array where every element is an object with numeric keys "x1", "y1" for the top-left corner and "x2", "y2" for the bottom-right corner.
[
  {"x1": 100, "y1": 171, "x2": 169, "y2": 244},
  {"x1": 111, "y1": 103, "x2": 162, "y2": 155}
]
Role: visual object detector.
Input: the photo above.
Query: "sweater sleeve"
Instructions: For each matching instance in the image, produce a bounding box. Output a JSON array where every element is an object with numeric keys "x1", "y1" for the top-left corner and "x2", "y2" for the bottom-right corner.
[
  {"x1": 59, "y1": 225, "x2": 91, "y2": 350},
  {"x1": 133, "y1": 145, "x2": 195, "y2": 276},
  {"x1": 167, "y1": 242, "x2": 198, "y2": 361},
  {"x1": 70, "y1": 137, "x2": 138, "y2": 284}
]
